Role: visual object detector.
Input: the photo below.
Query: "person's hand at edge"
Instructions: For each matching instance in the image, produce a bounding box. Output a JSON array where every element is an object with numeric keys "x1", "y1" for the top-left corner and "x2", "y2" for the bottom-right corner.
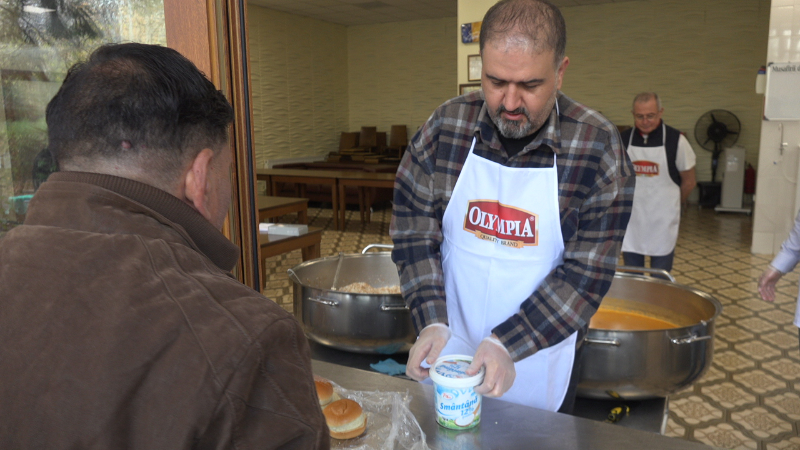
[
  {"x1": 468, "y1": 334, "x2": 515, "y2": 398},
  {"x1": 406, "y1": 323, "x2": 451, "y2": 381},
  {"x1": 758, "y1": 265, "x2": 783, "y2": 302}
]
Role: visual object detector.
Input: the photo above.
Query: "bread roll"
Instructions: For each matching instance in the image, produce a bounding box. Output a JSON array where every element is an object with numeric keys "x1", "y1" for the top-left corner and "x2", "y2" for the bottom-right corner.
[
  {"x1": 315, "y1": 377, "x2": 334, "y2": 407},
  {"x1": 323, "y1": 399, "x2": 367, "y2": 440}
]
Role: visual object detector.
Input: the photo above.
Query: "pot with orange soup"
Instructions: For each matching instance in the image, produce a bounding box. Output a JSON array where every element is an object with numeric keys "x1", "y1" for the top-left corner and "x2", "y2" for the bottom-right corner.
[{"x1": 576, "y1": 267, "x2": 722, "y2": 400}]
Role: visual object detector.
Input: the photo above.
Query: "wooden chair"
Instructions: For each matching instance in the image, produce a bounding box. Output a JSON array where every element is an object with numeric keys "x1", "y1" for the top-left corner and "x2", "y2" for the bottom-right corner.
[
  {"x1": 329, "y1": 131, "x2": 361, "y2": 162},
  {"x1": 347, "y1": 126, "x2": 378, "y2": 161},
  {"x1": 376, "y1": 131, "x2": 387, "y2": 152},
  {"x1": 339, "y1": 132, "x2": 359, "y2": 151},
  {"x1": 385, "y1": 125, "x2": 408, "y2": 159},
  {"x1": 358, "y1": 126, "x2": 377, "y2": 151}
]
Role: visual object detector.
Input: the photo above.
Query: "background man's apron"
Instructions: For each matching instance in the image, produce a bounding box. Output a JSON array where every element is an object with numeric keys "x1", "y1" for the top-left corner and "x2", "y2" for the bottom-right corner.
[
  {"x1": 621, "y1": 124, "x2": 680, "y2": 256},
  {"x1": 439, "y1": 137, "x2": 578, "y2": 411}
]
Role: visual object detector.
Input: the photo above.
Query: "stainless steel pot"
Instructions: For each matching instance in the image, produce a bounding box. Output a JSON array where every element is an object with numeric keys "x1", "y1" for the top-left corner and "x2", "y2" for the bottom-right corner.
[
  {"x1": 577, "y1": 269, "x2": 722, "y2": 400},
  {"x1": 288, "y1": 246, "x2": 414, "y2": 354}
]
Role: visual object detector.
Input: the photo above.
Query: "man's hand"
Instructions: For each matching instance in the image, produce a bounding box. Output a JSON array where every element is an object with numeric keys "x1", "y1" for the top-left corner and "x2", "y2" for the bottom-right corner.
[
  {"x1": 468, "y1": 334, "x2": 515, "y2": 398},
  {"x1": 406, "y1": 324, "x2": 451, "y2": 381},
  {"x1": 758, "y1": 265, "x2": 783, "y2": 302}
]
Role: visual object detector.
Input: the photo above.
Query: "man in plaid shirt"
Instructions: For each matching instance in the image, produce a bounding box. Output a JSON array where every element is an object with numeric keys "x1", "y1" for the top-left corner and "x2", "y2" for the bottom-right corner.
[{"x1": 390, "y1": 0, "x2": 634, "y2": 413}]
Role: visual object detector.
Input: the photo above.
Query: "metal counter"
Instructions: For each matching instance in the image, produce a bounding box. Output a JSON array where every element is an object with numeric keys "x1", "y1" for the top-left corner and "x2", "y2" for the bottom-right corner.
[
  {"x1": 309, "y1": 341, "x2": 670, "y2": 434},
  {"x1": 312, "y1": 360, "x2": 715, "y2": 450}
]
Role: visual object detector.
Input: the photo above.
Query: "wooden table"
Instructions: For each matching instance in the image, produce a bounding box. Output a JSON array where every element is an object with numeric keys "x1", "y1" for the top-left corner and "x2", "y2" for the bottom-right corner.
[
  {"x1": 257, "y1": 196, "x2": 320, "y2": 289},
  {"x1": 337, "y1": 171, "x2": 395, "y2": 226},
  {"x1": 275, "y1": 161, "x2": 398, "y2": 173},
  {"x1": 259, "y1": 226, "x2": 323, "y2": 268},
  {"x1": 255, "y1": 169, "x2": 396, "y2": 230},
  {"x1": 256, "y1": 169, "x2": 340, "y2": 229},
  {"x1": 257, "y1": 195, "x2": 308, "y2": 224}
]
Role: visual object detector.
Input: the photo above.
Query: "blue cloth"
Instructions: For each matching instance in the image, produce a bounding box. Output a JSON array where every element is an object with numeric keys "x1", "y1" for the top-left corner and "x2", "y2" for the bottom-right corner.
[
  {"x1": 369, "y1": 358, "x2": 407, "y2": 376},
  {"x1": 374, "y1": 343, "x2": 404, "y2": 354}
]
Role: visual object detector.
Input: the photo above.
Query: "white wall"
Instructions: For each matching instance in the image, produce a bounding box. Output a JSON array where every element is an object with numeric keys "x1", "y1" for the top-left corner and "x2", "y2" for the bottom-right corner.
[
  {"x1": 347, "y1": 17, "x2": 456, "y2": 135},
  {"x1": 752, "y1": 0, "x2": 800, "y2": 254}
]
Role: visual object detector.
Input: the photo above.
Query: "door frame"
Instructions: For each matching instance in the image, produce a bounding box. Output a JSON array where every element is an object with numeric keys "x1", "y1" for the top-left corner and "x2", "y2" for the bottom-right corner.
[{"x1": 164, "y1": 0, "x2": 261, "y2": 290}]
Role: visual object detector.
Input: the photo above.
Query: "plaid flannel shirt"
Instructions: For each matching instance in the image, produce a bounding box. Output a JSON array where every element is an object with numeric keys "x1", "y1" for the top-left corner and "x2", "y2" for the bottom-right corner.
[{"x1": 390, "y1": 90, "x2": 635, "y2": 362}]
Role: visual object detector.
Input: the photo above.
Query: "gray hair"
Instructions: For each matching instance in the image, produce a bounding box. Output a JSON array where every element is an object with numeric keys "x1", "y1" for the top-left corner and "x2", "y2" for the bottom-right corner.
[{"x1": 632, "y1": 92, "x2": 662, "y2": 110}]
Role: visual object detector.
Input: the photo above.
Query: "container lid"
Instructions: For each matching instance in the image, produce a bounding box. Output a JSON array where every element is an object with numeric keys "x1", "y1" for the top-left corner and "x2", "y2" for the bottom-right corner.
[{"x1": 429, "y1": 354, "x2": 485, "y2": 388}]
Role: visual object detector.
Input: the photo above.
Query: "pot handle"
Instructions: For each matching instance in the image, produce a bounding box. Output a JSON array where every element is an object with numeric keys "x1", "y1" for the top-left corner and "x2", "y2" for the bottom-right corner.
[
  {"x1": 362, "y1": 244, "x2": 394, "y2": 254},
  {"x1": 287, "y1": 268, "x2": 303, "y2": 285},
  {"x1": 307, "y1": 296, "x2": 340, "y2": 307},
  {"x1": 380, "y1": 303, "x2": 409, "y2": 311},
  {"x1": 670, "y1": 334, "x2": 711, "y2": 345},
  {"x1": 616, "y1": 265, "x2": 676, "y2": 283},
  {"x1": 584, "y1": 337, "x2": 621, "y2": 346}
]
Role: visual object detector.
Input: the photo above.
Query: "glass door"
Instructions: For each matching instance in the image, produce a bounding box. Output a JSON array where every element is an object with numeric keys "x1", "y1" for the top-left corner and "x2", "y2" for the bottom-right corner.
[
  {"x1": 0, "y1": 0, "x2": 261, "y2": 290},
  {"x1": 0, "y1": 0, "x2": 167, "y2": 236}
]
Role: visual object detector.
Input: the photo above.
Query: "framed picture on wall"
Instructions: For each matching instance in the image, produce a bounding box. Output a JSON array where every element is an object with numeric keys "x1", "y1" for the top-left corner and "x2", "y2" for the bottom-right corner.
[
  {"x1": 468, "y1": 54, "x2": 482, "y2": 82},
  {"x1": 459, "y1": 83, "x2": 481, "y2": 95},
  {"x1": 461, "y1": 21, "x2": 481, "y2": 44}
]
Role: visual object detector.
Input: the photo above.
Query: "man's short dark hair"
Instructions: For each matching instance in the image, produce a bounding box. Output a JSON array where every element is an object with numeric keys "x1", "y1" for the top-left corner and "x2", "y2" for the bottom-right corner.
[
  {"x1": 46, "y1": 43, "x2": 234, "y2": 183},
  {"x1": 479, "y1": 0, "x2": 567, "y2": 65}
]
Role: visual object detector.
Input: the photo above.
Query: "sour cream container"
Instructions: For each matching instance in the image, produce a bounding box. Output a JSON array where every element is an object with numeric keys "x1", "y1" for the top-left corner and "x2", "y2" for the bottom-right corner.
[{"x1": 429, "y1": 354, "x2": 485, "y2": 429}]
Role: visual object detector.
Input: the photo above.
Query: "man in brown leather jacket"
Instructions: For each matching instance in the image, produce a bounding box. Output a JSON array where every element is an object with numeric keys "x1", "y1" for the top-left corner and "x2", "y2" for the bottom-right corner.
[{"x1": 0, "y1": 43, "x2": 329, "y2": 450}]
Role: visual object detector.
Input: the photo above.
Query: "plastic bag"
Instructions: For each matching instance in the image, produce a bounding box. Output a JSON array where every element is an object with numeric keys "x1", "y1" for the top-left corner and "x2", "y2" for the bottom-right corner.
[{"x1": 328, "y1": 381, "x2": 429, "y2": 450}]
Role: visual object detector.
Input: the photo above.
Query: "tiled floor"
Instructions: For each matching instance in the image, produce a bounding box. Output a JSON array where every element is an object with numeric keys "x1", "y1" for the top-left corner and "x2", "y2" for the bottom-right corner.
[
  {"x1": 664, "y1": 207, "x2": 800, "y2": 450},
  {"x1": 261, "y1": 202, "x2": 800, "y2": 450}
]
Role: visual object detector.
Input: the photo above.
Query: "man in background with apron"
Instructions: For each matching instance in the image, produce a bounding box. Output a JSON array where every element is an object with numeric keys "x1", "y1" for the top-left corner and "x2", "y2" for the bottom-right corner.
[
  {"x1": 390, "y1": 0, "x2": 635, "y2": 413},
  {"x1": 620, "y1": 92, "x2": 697, "y2": 273}
]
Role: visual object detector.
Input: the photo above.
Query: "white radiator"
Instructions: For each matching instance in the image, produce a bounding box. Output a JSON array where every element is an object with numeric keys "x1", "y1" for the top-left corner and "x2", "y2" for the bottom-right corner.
[
  {"x1": 720, "y1": 146, "x2": 745, "y2": 208},
  {"x1": 715, "y1": 145, "x2": 751, "y2": 214}
]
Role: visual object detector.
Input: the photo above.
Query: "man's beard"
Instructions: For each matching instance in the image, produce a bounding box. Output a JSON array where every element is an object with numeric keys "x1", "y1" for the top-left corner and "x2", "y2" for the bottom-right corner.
[
  {"x1": 490, "y1": 105, "x2": 534, "y2": 139},
  {"x1": 489, "y1": 94, "x2": 557, "y2": 139}
]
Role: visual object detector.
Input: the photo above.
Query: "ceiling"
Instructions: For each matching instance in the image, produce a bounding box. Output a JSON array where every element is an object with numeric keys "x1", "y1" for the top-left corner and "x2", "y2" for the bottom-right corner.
[{"x1": 247, "y1": 0, "x2": 632, "y2": 27}]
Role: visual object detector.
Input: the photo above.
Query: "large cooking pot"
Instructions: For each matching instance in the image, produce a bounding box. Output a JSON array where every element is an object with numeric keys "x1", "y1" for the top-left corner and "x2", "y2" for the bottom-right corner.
[
  {"x1": 577, "y1": 268, "x2": 722, "y2": 400},
  {"x1": 288, "y1": 245, "x2": 414, "y2": 354}
]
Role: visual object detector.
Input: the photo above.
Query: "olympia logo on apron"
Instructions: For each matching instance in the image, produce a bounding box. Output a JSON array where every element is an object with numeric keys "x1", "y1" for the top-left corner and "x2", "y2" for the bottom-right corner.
[
  {"x1": 621, "y1": 124, "x2": 681, "y2": 256},
  {"x1": 438, "y1": 136, "x2": 578, "y2": 411}
]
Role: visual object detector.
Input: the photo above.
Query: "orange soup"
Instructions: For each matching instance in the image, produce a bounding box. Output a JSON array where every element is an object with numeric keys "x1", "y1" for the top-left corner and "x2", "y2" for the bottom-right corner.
[{"x1": 590, "y1": 309, "x2": 679, "y2": 331}]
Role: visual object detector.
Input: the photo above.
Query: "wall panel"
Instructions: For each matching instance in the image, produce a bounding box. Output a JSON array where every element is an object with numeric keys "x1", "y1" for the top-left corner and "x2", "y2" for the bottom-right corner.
[
  {"x1": 248, "y1": 6, "x2": 349, "y2": 167},
  {"x1": 348, "y1": 18, "x2": 456, "y2": 137}
]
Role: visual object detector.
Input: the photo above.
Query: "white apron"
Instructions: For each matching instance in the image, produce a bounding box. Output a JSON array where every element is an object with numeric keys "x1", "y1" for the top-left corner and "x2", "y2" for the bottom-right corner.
[
  {"x1": 621, "y1": 124, "x2": 681, "y2": 256},
  {"x1": 438, "y1": 137, "x2": 578, "y2": 411}
]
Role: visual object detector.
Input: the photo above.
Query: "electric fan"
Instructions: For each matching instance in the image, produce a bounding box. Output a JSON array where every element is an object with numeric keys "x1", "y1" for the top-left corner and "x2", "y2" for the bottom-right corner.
[{"x1": 694, "y1": 110, "x2": 741, "y2": 182}]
